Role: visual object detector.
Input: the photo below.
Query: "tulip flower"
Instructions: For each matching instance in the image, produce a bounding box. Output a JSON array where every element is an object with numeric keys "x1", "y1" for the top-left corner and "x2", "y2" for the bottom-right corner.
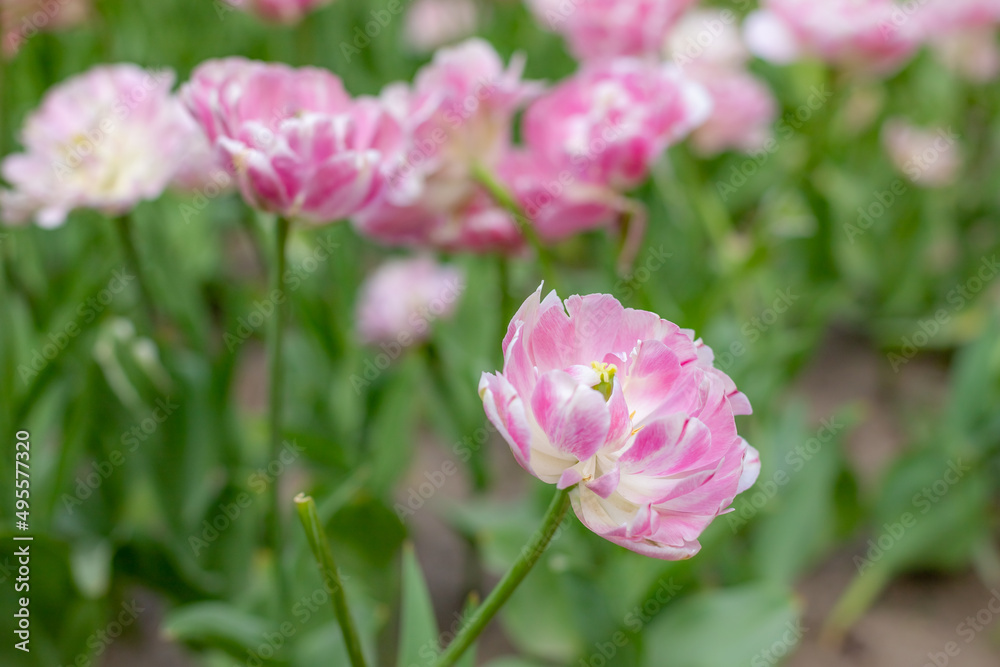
[
  {"x1": 1, "y1": 64, "x2": 200, "y2": 226},
  {"x1": 356, "y1": 256, "x2": 465, "y2": 346},
  {"x1": 918, "y1": 0, "x2": 1000, "y2": 82},
  {"x1": 480, "y1": 287, "x2": 759, "y2": 559},
  {"x1": 526, "y1": 0, "x2": 697, "y2": 62},
  {"x1": 502, "y1": 58, "x2": 709, "y2": 241},
  {"x1": 223, "y1": 0, "x2": 332, "y2": 24},
  {"x1": 2, "y1": 0, "x2": 91, "y2": 57},
  {"x1": 744, "y1": 0, "x2": 923, "y2": 74},
  {"x1": 666, "y1": 10, "x2": 778, "y2": 156},
  {"x1": 352, "y1": 38, "x2": 540, "y2": 251},
  {"x1": 403, "y1": 0, "x2": 477, "y2": 53},
  {"x1": 181, "y1": 58, "x2": 405, "y2": 225},
  {"x1": 882, "y1": 119, "x2": 961, "y2": 188}
]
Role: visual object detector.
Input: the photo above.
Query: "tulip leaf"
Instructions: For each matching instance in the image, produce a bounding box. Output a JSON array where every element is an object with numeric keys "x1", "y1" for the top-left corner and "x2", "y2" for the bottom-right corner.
[
  {"x1": 398, "y1": 544, "x2": 440, "y2": 667},
  {"x1": 640, "y1": 583, "x2": 801, "y2": 667},
  {"x1": 163, "y1": 602, "x2": 273, "y2": 660}
]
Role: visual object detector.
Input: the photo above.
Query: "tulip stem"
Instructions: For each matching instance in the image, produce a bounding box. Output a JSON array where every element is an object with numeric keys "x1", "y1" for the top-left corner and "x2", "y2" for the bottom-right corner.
[
  {"x1": 269, "y1": 215, "x2": 292, "y2": 613},
  {"x1": 472, "y1": 164, "x2": 560, "y2": 291},
  {"x1": 113, "y1": 214, "x2": 160, "y2": 327},
  {"x1": 294, "y1": 494, "x2": 368, "y2": 667},
  {"x1": 433, "y1": 486, "x2": 572, "y2": 667}
]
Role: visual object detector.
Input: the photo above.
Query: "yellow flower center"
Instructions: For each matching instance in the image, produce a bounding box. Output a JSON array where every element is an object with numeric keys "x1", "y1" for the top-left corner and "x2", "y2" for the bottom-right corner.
[{"x1": 590, "y1": 361, "x2": 616, "y2": 401}]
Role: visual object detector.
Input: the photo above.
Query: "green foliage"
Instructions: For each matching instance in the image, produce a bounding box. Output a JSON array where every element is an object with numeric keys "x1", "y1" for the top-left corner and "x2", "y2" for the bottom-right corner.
[{"x1": 1, "y1": 1, "x2": 999, "y2": 666}]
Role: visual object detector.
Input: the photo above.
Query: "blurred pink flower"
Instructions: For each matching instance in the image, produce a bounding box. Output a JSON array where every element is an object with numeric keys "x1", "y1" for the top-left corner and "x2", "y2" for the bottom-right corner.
[
  {"x1": 224, "y1": 0, "x2": 332, "y2": 24},
  {"x1": 919, "y1": 0, "x2": 1000, "y2": 82},
  {"x1": 526, "y1": 0, "x2": 697, "y2": 61},
  {"x1": 356, "y1": 256, "x2": 465, "y2": 346},
  {"x1": 744, "y1": 0, "x2": 923, "y2": 74},
  {"x1": 479, "y1": 287, "x2": 758, "y2": 560},
  {"x1": 665, "y1": 10, "x2": 777, "y2": 156},
  {"x1": 882, "y1": 119, "x2": 961, "y2": 188},
  {"x1": 181, "y1": 58, "x2": 405, "y2": 225},
  {"x1": 688, "y1": 69, "x2": 777, "y2": 156},
  {"x1": 169, "y1": 107, "x2": 234, "y2": 194},
  {"x1": 929, "y1": 28, "x2": 1000, "y2": 83},
  {"x1": 666, "y1": 8, "x2": 749, "y2": 71},
  {"x1": 353, "y1": 38, "x2": 539, "y2": 251},
  {"x1": 502, "y1": 58, "x2": 709, "y2": 240},
  {"x1": 1, "y1": 64, "x2": 196, "y2": 227},
  {"x1": 404, "y1": 0, "x2": 477, "y2": 53},
  {"x1": 3, "y1": 0, "x2": 91, "y2": 57}
]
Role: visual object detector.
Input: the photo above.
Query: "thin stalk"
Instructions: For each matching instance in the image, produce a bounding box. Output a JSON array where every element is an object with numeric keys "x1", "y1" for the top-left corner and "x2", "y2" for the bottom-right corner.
[
  {"x1": 113, "y1": 214, "x2": 159, "y2": 326},
  {"x1": 433, "y1": 486, "x2": 572, "y2": 667},
  {"x1": 472, "y1": 164, "x2": 560, "y2": 292},
  {"x1": 497, "y1": 254, "x2": 515, "y2": 339},
  {"x1": 295, "y1": 494, "x2": 368, "y2": 667},
  {"x1": 268, "y1": 216, "x2": 292, "y2": 612},
  {"x1": 0, "y1": 16, "x2": 7, "y2": 160},
  {"x1": 423, "y1": 341, "x2": 489, "y2": 491}
]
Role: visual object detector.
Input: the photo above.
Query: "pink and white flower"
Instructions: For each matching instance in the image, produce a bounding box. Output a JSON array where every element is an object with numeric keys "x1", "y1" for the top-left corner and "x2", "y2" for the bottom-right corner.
[
  {"x1": 352, "y1": 38, "x2": 539, "y2": 251},
  {"x1": 502, "y1": 58, "x2": 709, "y2": 240},
  {"x1": 687, "y1": 69, "x2": 777, "y2": 156},
  {"x1": 224, "y1": 0, "x2": 332, "y2": 24},
  {"x1": 181, "y1": 58, "x2": 405, "y2": 225},
  {"x1": 479, "y1": 288, "x2": 759, "y2": 560},
  {"x1": 526, "y1": 0, "x2": 698, "y2": 62},
  {"x1": 3, "y1": 0, "x2": 91, "y2": 57},
  {"x1": 918, "y1": 0, "x2": 1000, "y2": 82},
  {"x1": 666, "y1": 10, "x2": 777, "y2": 156},
  {"x1": 404, "y1": 0, "x2": 478, "y2": 53},
  {"x1": 1, "y1": 64, "x2": 198, "y2": 227},
  {"x1": 744, "y1": 0, "x2": 923, "y2": 74},
  {"x1": 882, "y1": 119, "x2": 961, "y2": 187},
  {"x1": 356, "y1": 256, "x2": 465, "y2": 346}
]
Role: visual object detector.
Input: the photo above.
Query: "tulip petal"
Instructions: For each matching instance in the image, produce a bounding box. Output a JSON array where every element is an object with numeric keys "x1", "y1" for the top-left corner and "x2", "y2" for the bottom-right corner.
[{"x1": 531, "y1": 370, "x2": 611, "y2": 461}]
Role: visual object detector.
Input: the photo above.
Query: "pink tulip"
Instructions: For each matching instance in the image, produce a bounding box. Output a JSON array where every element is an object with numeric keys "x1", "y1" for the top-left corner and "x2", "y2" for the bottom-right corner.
[
  {"x1": 918, "y1": 0, "x2": 1000, "y2": 82},
  {"x1": 353, "y1": 190, "x2": 523, "y2": 252},
  {"x1": 352, "y1": 38, "x2": 539, "y2": 251},
  {"x1": 667, "y1": 9, "x2": 749, "y2": 71},
  {"x1": 523, "y1": 59, "x2": 709, "y2": 191},
  {"x1": 181, "y1": 58, "x2": 405, "y2": 225},
  {"x1": 497, "y1": 150, "x2": 614, "y2": 242},
  {"x1": 224, "y1": 0, "x2": 332, "y2": 24},
  {"x1": 356, "y1": 256, "x2": 465, "y2": 346},
  {"x1": 3, "y1": 0, "x2": 91, "y2": 57},
  {"x1": 929, "y1": 28, "x2": 1000, "y2": 83},
  {"x1": 526, "y1": 0, "x2": 697, "y2": 61},
  {"x1": 480, "y1": 287, "x2": 759, "y2": 560},
  {"x1": 500, "y1": 58, "x2": 708, "y2": 240},
  {"x1": 882, "y1": 119, "x2": 961, "y2": 187},
  {"x1": 688, "y1": 69, "x2": 777, "y2": 156},
  {"x1": 744, "y1": 0, "x2": 923, "y2": 74},
  {"x1": 404, "y1": 0, "x2": 478, "y2": 53},
  {"x1": 665, "y1": 10, "x2": 777, "y2": 156},
  {"x1": 1, "y1": 65, "x2": 198, "y2": 227},
  {"x1": 169, "y1": 107, "x2": 235, "y2": 194}
]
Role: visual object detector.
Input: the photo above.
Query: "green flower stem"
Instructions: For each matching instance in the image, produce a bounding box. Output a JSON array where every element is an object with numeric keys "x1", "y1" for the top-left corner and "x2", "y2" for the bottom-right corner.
[
  {"x1": 268, "y1": 216, "x2": 292, "y2": 612},
  {"x1": 433, "y1": 486, "x2": 573, "y2": 667},
  {"x1": 497, "y1": 255, "x2": 515, "y2": 335},
  {"x1": 472, "y1": 164, "x2": 560, "y2": 292},
  {"x1": 294, "y1": 494, "x2": 368, "y2": 667},
  {"x1": 423, "y1": 341, "x2": 489, "y2": 491},
  {"x1": 113, "y1": 214, "x2": 160, "y2": 327}
]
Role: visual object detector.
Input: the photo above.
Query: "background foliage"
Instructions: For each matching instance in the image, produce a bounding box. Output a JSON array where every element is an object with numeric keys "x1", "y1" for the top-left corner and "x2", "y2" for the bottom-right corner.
[{"x1": 1, "y1": 1, "x2": 999, "y2": 666}]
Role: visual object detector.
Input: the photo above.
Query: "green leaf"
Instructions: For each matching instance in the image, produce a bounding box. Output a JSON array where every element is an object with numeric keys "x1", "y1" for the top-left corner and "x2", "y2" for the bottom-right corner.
[
  {"x1": 163, "y1": 602, "x2": 273, "y2": 660},
  {"x1": 640, "y1": 583, "x2": 801, "y2": 667},
  {"x1": 397, "y1": 544, "x2": 439, "y2": 667},
  {"x1": 454, "y1": 593, "x2": 479, "y2": 667}
]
